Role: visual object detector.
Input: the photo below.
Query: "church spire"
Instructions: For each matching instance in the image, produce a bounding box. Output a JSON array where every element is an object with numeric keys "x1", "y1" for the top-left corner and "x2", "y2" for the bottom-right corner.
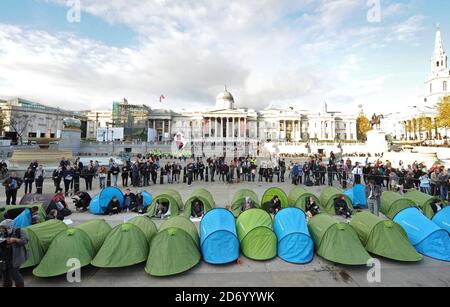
[{"x1": 431, "y1": 23, "x2": 447, "y2": 75}]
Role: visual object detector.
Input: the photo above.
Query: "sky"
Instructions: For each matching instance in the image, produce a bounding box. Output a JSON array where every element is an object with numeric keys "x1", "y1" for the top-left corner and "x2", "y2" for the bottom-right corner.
[{"x1": 0, "y1": 0, "x2": 449, "y2": 114}]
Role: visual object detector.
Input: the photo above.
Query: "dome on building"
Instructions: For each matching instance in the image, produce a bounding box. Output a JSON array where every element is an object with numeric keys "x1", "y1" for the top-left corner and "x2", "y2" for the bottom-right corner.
[{"x1": 215, "y1": 86, "x2": 235, "y2": 109}]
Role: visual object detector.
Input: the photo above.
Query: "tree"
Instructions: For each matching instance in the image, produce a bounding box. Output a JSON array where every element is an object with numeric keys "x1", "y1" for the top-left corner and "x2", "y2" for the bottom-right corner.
[
  {"x1": 5, "y1": 113, "x2": 33, "y2": 145},
  {"x1": 436, "y1": 96, "x2": 450, "y2": 130},
  {"x1": 356, "y1": 112, "x2": 371, "y2": 141}
]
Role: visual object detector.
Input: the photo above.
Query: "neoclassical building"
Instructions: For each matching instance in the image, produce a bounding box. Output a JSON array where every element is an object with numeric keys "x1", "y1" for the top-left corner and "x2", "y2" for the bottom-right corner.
[{"x1": 148, "y1": 87, "x2": 357, "y2": 157}]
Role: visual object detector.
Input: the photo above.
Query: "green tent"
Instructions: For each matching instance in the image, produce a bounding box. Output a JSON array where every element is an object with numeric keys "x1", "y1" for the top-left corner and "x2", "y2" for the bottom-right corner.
[
  {"x1": 33, "y1": 220, "x2": 113, "y2": 277},
  {"x1": 145, "y1": 216, "x2": 201, "y2": 276},
  {"x1": 404, "y1": 190, "x2": 441, "y2": 219},
  {"x1": 183, "y1": 188, "x2": 215, "y2": 218},
  {"x1": 91, "y1": 223, "x2": 150, "y2": 268},
  {"x1": 381, "y1": 191, "x2": 417, "y2": 220},
  {"x1": 147, "y1": 191, "x2": 182, "y2": 219},
  {"x1": 128, "y1": 216, "x2": 158, "y2": 243},
  {"x1": 22, "y1": 220, "x2": 68, "y2": 268},
  {"x1": 231, "y1": 189, "x2": 261, "y2": 217},
  {"x1": 319, "y1": 186, "x2": 352, "y2": 215},
  {"x1": 261, "y1": 187, "x2": 289, "y2": 213},
  {"x1": 350, "y1": 212, "x2": 422, "y2": 262},
  {"x1": 236, "y1": 208, "x2": 277, "y2": 260},
  {"x1": 0, "y1": 204, "x2": 46, "y2": 222},
  {"x1": 308, "y1": 214, "x2": 371, "y2": 265},
  {"x1": 288, "y1": 187, "x2": 320, "y2": 211}
]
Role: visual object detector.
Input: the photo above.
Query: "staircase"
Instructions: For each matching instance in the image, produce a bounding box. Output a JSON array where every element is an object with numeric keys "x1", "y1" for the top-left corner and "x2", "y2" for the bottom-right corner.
[{"x1": 10, "y1": 149, "x2": 73, "y2": 164}]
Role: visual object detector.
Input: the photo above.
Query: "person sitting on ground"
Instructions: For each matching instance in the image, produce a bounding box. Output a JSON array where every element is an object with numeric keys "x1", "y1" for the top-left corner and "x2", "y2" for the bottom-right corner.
[
  {"x1": 105, "y1": 196, "x2": 121, "y2": 216},
  {"x1": 269, "y1": 196, "x2": 282, "y2": 214},
  {"x1": 154, "y1": 200, "x2": 170, "y2": 219},
  {"x1": 46, "y1": 209, "x2": 58, "y2": 221},
  {"x1": 334, "y1": 195, "x2": 352, "y2": 219},
  {"x1": 46, "y1": 189, "x2": 71, "y2": 220},
  {"x1": 305, "y1": 196, "x2": 321, "y2": 219},
  {"x1": 123, "y1": 189, "x2": 136, "y2": 212},
  {"x1": 72, "y1": 191, "x2": 91, "y2": 212},
  {"x1": 134, "y1": 191, "x2": 146, "y2": 214},
  {"x1": 191, "y1": 200, "x2": 204, "y2": 218},
  {"x1": 430, "y1": 199, "x2": 445, "y2": 214},
  {"x1": 242, "y1": 197, "x2": 255, "y2": 212},
  {"x1": 30, "y1": 206, "x2": 42, "y2": 225}
]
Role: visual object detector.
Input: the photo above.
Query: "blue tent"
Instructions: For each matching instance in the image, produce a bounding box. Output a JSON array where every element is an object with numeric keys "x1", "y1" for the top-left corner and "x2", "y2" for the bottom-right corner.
[
  {"x1": 394, "y1": 207, "x2": 450, "y2": 261},
  {"x1": 432, "y1": 206, "x2": 450, "y2": 234},
  {"x1": 344, "y1": 184, "x2": 367, "y2": 209},
  {"x1": 200, "y1": 208, "x2": 239, "y2": 264},
  {"x1": 273, "y1": 207, "x2": 314, "y2": 264},
  {"x1": 13, "y1": 208, "x2": 31, "y2": 228},
  {"x1": 142, "y1": 191, "x2": 153, "y2": 208},
  {"x1": 89, "y1": 187, "x2": 124, "y2": 215}
]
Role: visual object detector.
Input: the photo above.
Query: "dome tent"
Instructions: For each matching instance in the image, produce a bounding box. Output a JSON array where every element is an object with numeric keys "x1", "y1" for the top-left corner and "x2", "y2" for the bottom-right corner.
[
  {"x1": 432, "y1": 207, "x2": 450, "y2": 234},
  {"x1": 261, "y1": 187, "x2": 289, "y2": 213},
  {"x1": 13, "y1": 208, "x2": 32, "y2": 228},
  {"x1": 19, "y1": 193, "x2": 54, "y2": 212},
  {"x1": 288, "y1": 187, "x2": 320, "y2": 212},
  {"x1": 91, "y1": 218, "x2": 155, "y2": 268},
  {"x1": 32, "y1": 219, "x2": 114, "y2": 278},
  {"x1": 344, "y1": 184, "x2": 367, "y2": 209},
  {"x1": 308, "y1": 214, "x2": 371, "y2": 265},
  {"x1": 162, "y1": 189, "x2": 184, "y2": 211},
  {"x1": 183, "y1": 188, "x2": 215, "y2": 218},
  {"x1": 380, "y1": 191, "x2": 417, "y2": 220},
  {"x1": 231, "y1": 189, "x2": 260, "y2": 217},
  {"x1": 145, "y1": 216, "x2": 201, "y2": 276},
  {"x1": 236, "y1": 208, "x2": 277, "y2": 261},
  {"x1": 350, "y1": 212, "x2": 422, "y2": 262},
  {"x1": 0, "y1": 204, "x2": 46, "y2": 222},
  {"x1": 200, "y1": 208, "x2": 239, "y2": 264},
  {"x1": 128, "y1": 216, "x2": 158, "y2": 243},
  {"x1": 393, "y1": 208, "x2": 450, "y2": 261},
  {"x1": 273, "y1": 208, "x2": 314, "y2": 264},
  {"x1": 21, "y1": 220, "x2": 68, "y2": 268},
  {"x1": 89, "y1": 187, "x2": 124, "y2": 215},
  {"x1": 319, "y1": 186, "x2": 353, "y2": 215},
  {"x1": 147, "y1": 191, "x2": 182, "y2": 219}
]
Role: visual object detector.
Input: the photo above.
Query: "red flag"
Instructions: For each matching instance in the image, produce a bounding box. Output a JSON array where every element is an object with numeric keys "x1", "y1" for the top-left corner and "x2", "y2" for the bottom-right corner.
[{"x1": 159, "y1": 95, "x2": 165, "y2": 103}]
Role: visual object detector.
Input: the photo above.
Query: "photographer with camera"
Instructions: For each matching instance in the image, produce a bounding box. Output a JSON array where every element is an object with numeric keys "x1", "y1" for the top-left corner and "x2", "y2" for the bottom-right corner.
[
  {"x1": 0, "y1": 219, "x2": 29, "y2": 287},
  {"x1": 2, "y1": 172, "x2": 23, "y2": 205}
]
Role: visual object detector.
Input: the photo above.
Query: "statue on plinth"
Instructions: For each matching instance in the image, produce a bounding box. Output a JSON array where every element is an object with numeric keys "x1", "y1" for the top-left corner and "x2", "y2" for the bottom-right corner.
[
  {"x1": 370, "y1": 114, "x2": 384, "y2": 130},
  {"x1": 63, "y1": 118, "x2": 81, "y2": 130}
]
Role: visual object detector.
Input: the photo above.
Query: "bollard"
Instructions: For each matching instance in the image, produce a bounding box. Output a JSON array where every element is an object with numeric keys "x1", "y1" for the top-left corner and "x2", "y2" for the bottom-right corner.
[
  {"x1": 205, "y1": 167, "x2": 209, "y2": 182},
  {"x1": 107, "y1": 172, "x2": 111, "y2": 187},
  {"x1": 160, "y1": 169, "x2": 164, "y2": 184},
  {"x1": 183, "y1": 167, "x2": 187, "y2": 183}
]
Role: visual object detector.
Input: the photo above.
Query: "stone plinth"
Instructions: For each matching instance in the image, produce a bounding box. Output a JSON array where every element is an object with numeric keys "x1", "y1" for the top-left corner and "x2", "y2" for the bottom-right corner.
[
  {"x1": 365, "y1": 130, "x2": 388, "y2": 154},
  {"x1": 58, "y1": 128, "x2": 81, "y2": 156}
]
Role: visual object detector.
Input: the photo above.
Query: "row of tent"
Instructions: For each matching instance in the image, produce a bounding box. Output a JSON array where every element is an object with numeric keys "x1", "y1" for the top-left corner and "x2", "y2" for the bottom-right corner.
[{"x1": 1, "y1": 187, "x2": 449, "y2": 278}]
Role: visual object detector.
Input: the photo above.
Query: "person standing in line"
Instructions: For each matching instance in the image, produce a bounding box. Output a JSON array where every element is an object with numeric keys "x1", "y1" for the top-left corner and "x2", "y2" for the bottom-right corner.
[
  {"x1": 110, "y1": 163, "x2": 120, "y2": 187},
  {"x1": 352, "y1": 163, "x2": 363, "y2": 185},
  {"x1": 419, "y1": 172, "x2": 431, "y2": 195},
  {"x1": 438, "y1": 169, "x2": 449, "y2": 201},
  {"x1": 2, "y1": 172, "x2": 22, "y2": 205},
  {"x1": 121, "y1": 161, "x2": 130, "y2": 187},
  {"x1": 430, "y1": 168, "x2": 440, "y2": 196},
  {"x1": 52, "y1": 167, "x2": 63, "y2": 193},
  {"x1": 365, "y1": 180, "x2": 381, "y2": 216},
  {"x1": 62, "y1": 165, "x2": 74, "y2": 196},
  {"x1": 23, "y1": 168, "x2": 34, "y2": 194},
  {"x1": 34, "y1": 164, "x2": 45, "y2": 194}
]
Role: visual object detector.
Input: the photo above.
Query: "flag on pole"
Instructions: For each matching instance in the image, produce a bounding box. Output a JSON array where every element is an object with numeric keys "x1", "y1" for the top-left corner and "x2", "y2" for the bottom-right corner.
[{"x1": 159, "y1": 95, "x2": 166, "y2": 103}]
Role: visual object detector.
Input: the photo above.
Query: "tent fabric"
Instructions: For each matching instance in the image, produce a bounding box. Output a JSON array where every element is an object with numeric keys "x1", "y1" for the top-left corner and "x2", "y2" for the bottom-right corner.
[
  {"x1": 231, "y1": 189, "x2": 260, "y2": 218},
  {"x1": 33, "y1": 228, "x2": 95, "y2": 278},
  {"x1": 432, "y1": 206, "x2": 450, "y2": 234},
  {"x1": 236, "y1": 208, "x2": 277, "y2": 261},
  {"x1": 161, "y1": 189, "x2": 184, "y2": 210},
  {"x1": 75, "y1": 219, "x2": 112, "y2": 252},
  {"x1": 273, "y1": 208, "x2": 314, "y2": 264},
  {"x1": 380, "y1": 191, "x2": 417, "y2": 220},
  {"x1": 128, "y1": 216, "x2": 158, "y2": 243},
  {"x1": 393, "y1": 207, "x2": 450, "y2": 261},
  {"x1": 91, "y1": 223, "x2": 150, "y2": 268},
  {"x1": 21, "y1": 220, "x2": 69, "y2": 268},
  {"x1": 344, "y1": 184, "x2": 367, "y2": 208},
  {"x1": 0, "y1": 205, "x2": 46, "y2": 222},
  {"x1": 318, "y1": 187, "x2": 353, "y2": 215},
  {"x1": 183, "y1": 188, "x2": 215, "y2": 218},
  {"x1": 147, "y1": 193, "x2": 181, "y2": 218},
  {"x1": 13, "y1": 209, "x2": 31, "y2": 228},
  {"x1": 89, "y1": 187, "x2": 124, "y2": 215},
  {"x1": 288, "y1": 187, "x2": 320, "y2": 212},
  {"x1": 308, "y1": 214, "x2": 371, "y2": 265},
  {"x1": 145, "y1": 216, "x2": 201, "y2": 276},
  {"x1": 350, "y1": 212, "x2": 422, "y2": 262},
  {"x1": 200, "y1": 208, "x2": 239, "y2": 264},
  {"x1": 404, "y1": 190, "x2": 441, "y2": 219},
  {"x1": 142, "y1": 191, "x2": 153, "y2": 208},
  {"x1": 261, "y1": 187, "x2": 289, "y2": 212},
  {"x1": 19, "y1": 194, "x2": 54, "y2": 211}
]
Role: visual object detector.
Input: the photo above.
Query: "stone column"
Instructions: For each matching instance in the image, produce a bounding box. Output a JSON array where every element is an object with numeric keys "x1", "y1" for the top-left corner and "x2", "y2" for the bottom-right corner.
[
  {"x1": 232, "y1": 117, "x2": 235, "y2": 138},
  {"x1": 215, "y1": 117, "x2": 218, "y2": 138},
  {"x1": 238, "y1": 117, "x2": 241, "y2": 138},
  {"x1": 168, "y1": 119, "x2": 171, "y2": 139}
]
